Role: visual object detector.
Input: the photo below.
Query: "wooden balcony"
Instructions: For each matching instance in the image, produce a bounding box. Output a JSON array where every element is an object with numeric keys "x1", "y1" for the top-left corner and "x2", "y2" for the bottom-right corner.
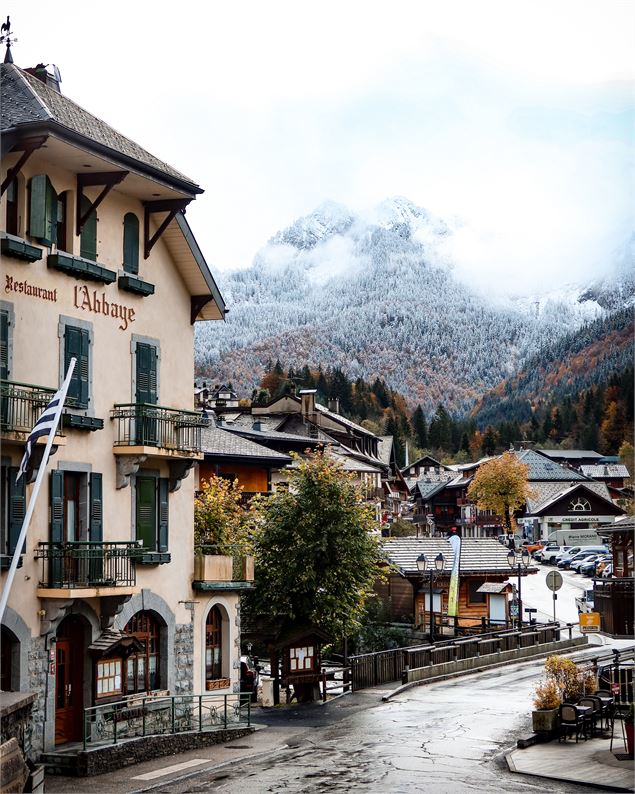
[
  {"x1": 192, "y1": 545, "x2": 255, "y2": 591},
  {"x1": 111, "y1": 403, "x2": 208, "y2": 459},
  {"x1": 35, "y1": 541, "x2": 140, "y2": 598}
]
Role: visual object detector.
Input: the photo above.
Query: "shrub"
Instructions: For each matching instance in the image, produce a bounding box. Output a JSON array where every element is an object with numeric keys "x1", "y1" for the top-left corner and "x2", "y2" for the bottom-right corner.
[{"x1": 533, "y1": 679, "x2": 561, "y2": 710}]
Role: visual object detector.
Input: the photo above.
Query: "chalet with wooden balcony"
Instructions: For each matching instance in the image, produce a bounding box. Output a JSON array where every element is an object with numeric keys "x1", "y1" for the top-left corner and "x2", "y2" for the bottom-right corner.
[
  {"x1": 0, "y1": 55, "x2": 241, "y2": 756},
  {"x1": 376, "y1": 536, "x2": 534, "y2": 632},
  {"x1": 593, "y1": 519, "x2": 634, "y2": 638}
]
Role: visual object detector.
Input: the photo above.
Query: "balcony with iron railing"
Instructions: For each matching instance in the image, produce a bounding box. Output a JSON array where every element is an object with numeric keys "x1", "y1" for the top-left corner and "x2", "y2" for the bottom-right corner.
[
  {"x1": 35, "y1": 541, "x2": 140, "y2": 597},
  {"x1": 1, "y1": 380, "x2": 65, "y2": 442},
  {"x1": 193, "y1": 544, "x2": 255, "y2": 591},
  {"x1": 110, "y1": 403, "x2": 208, "y2": 458}
]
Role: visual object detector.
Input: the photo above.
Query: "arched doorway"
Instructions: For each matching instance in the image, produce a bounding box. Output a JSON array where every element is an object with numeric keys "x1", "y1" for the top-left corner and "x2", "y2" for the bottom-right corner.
[
  {"x1": 55, "y1": 615, "x2": 85, "y2": 745},
  {"x1": 1, "y1": 626, "x2": 18, "y2": 691}
]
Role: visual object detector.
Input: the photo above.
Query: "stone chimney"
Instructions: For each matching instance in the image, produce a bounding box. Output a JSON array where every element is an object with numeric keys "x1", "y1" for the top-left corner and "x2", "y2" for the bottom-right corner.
[
  {"x1": 24, "y1": 63, "x2": 63, "y2": 93},
  {"x1": 252, "y1": 419, "x2": 262, "y2": 432},
  {"x1": 327, "y1": 398, "x2": 340, "y2": 415},
  {"x1": 299, "y1": 389, "x2": 317, "y2": 419}
]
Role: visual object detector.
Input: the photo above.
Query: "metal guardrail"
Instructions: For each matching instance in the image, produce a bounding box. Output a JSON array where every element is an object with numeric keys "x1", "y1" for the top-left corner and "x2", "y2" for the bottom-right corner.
[
  {"x1": 36, "y1": 541, "x2": 138, "y2": 588},
  {"x1": 111, "y1": 403, "x2": 208, "y2": 453},
  {"x1": 0, "y1": 380, "x2": 58, "y2": 434},
  {"x1": 349, "y1": 622, "x2": 564, "y2": 691},
  {"x1": 83, "y1": 692, "x2": 251, "y2": 749}
]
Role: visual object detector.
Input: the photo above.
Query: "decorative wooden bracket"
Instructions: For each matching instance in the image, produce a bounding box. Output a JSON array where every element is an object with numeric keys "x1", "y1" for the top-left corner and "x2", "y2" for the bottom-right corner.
[
  {"x1": 190, "y1": 295, "x2": 214, "y2": 324},
  {"x1": 168, "y1": 459, "x2": 194, "y2": 492},
  {"x1": 0, "y1": 135, "x2": 48, "y2": 197},
  {"x1": 76, "y1": 171, "x2": 128, "y2": 234},
  {"x1": 143, "y1": 199, "x2": 191, "y2": 259}
]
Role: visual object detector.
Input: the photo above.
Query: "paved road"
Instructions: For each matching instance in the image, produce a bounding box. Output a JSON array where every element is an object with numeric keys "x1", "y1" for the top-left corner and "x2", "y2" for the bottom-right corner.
[{"x1": 133, "y1": 654, "x2": 599, "y2": 794}]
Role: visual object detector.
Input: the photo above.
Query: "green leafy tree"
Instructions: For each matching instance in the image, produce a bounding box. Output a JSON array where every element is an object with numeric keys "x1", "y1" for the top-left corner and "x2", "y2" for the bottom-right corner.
[
  {"x1": 194, "y1": 475, "x2": 254, "y2": 549},
  {"x1": 248, "y1": 450, "x2": 381, "y2": 638}
]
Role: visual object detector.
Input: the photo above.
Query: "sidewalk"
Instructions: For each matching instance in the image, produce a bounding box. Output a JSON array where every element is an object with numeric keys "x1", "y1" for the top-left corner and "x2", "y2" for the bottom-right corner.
[{"x1": 507, "y1": 737, "x2": 635, "y2": 792}]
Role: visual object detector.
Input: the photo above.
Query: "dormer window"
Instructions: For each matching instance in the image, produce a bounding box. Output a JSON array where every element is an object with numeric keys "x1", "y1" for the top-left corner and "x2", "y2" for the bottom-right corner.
[{"x1": 123, "y1": 213, "x2": 139, "y2": 274}]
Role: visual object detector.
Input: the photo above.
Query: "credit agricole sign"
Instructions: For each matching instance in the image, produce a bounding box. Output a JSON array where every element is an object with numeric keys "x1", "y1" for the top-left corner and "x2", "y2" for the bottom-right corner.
[{"x1": 5, "y1": 275, "x2": 136, "y2": 332}]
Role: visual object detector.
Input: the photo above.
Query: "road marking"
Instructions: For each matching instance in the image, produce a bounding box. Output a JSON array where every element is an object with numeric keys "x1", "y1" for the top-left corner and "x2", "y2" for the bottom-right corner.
[{"x1": 131, "y1": 758, "x2": 210, "y2": 780}]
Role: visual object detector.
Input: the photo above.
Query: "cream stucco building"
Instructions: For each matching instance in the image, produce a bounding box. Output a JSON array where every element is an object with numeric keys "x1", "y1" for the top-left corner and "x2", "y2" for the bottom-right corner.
[{"x1": 0, "y1": 58, "x2": 248, "y2": 755}]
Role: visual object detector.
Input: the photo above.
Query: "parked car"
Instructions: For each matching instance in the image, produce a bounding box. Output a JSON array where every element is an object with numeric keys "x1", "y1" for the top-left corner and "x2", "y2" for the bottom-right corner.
[
  {"x1": 571, "y1": 553, "x2": 603, "y2": 573},
  {"x1": 601, "y1": 563, "x2": 613, "y2": 578},
  {"x1": 558, "y1": 545, "x2": 609, "y2": 569},
  {"x1": 523, "y1": 540, "x2": 545, "y2": 555},
  {"x1": 575, "y1": 587, "x2": 595, "y2": 613},
  {"x1": 578, "y1": 555, "x2": 610, "y2": 577},
  {"x1": 541, "y1": 545, "x2": 571, "y2": 565},
  {"x1": 595, "y1": 558, "x2": 612, "y2": 576},
  {"x1": 240, "y1": 655, "x2": 261, "y2": 703}
]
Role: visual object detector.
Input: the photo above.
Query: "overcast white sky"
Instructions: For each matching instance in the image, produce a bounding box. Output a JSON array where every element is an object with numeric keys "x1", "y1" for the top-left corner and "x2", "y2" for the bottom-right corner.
[{"x1": 12, "y1": 1, "x2": 634, "y2": 292}]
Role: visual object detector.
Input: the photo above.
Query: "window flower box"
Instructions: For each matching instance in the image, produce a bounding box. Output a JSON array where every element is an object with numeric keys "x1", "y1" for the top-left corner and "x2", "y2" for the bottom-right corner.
[{"x1": 48, "y1": 252, "x2": 116, "y2": 284}]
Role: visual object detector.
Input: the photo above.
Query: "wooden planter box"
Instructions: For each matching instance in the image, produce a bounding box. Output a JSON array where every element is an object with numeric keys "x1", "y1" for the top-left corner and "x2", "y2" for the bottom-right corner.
[
  {"x1": 532, "y1": 707, "x2": 559, "y2": 733},
  {"x1": 242, "y1": 556, "x2": 255, "y2": 581},
  {"x1": 195, "y1": 554, "x2": 233, "y2": 582}
]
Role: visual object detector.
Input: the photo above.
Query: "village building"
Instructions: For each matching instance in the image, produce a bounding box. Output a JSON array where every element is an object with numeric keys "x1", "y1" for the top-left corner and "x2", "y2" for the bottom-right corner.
[
  {"x1": 0, "y1": 56, "x2": 251, "y2": 756},
  {"x1": 593, "y1": 518, "x2": 634, "y2": 638},
  {"x1": 376, "y1": 537, "x2": 527, "y2": 631}
]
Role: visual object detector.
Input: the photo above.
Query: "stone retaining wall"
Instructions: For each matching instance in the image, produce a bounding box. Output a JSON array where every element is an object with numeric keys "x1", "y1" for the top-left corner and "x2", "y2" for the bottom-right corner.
[
  {"x1": 405, "y1": 637, "x2": 587, "y2": 685},
  {"x1": 56, "y1": 726, "x2": 255, "y2": 777}
]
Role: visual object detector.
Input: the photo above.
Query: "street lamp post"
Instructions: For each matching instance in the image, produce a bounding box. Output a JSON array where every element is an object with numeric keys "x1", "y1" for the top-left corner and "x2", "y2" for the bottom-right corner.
[
  {"x1": 507, "y1": 547, "x2": 530, "y2": 626},
  {"x1": 416, "y1": 552, "x2": 445, "y2": 641}
]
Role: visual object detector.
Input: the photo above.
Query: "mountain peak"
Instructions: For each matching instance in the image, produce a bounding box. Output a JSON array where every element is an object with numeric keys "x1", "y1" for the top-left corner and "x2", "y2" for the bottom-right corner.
[{"x1": 270, "y1": 200, "x2": 355, "y2": 250}]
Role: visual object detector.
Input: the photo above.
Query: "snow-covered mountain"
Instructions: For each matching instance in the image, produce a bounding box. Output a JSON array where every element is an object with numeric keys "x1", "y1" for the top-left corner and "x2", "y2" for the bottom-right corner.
[{"x1": 196, "y1": 198, "x2": 632, "y2": 415}]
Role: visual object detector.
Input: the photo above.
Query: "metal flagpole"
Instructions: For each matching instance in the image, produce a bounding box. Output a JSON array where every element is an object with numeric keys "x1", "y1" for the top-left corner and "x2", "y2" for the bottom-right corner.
[{"x1": 0, "y1": 358, "x2": 76, "y2": 622}]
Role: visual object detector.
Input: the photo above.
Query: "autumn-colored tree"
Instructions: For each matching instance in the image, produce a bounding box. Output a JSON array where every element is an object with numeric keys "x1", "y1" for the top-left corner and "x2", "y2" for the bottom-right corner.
[
  {"x1": 194, "y1": 475, "x2": 254, "y2": 549},
  {"x1": 469, "y1": 430, "x2": 484, "y2": 460},
  {"x1": 247, "y1": 450, "x2": 381, "y2": 638},
  {"x1": 599, "y1": 400, "x2": 627, "y2": 454},
  {"x1": 467, "y1": 452, "x2": 534, "y2": 533}
]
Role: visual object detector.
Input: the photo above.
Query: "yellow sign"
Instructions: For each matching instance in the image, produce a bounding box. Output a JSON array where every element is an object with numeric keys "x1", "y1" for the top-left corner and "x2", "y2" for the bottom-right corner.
[{"x1": 579, "y1": 612, "x2": 601, "y2": 633}]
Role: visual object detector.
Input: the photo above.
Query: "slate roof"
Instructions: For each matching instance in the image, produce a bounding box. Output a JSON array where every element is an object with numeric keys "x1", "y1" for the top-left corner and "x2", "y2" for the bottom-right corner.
[
  {"x1": 221, "y1": 424, "x2": 319, "y2": 446},
  {"x1": 201, "y1": 424, "x2": 291, "y2": 464},
  {"x1": 599, "y1": 518, "x2": 635, "y2": 534},
  {"x1": 539, "y1": 449, "x2": 603, "y2": 461},
  {"x1": 477, "y1": 582, "x2": 512, "y2": 594},
  {"x1": 515, "y1": 449, "x2": 587, "y2": 481},
  {"x1": 382, "y1": 537, "x2": 534, "y2": 575},
  {"x1": 314, "y1": 401, "x2": 377, "y2": 438},
  {"x1": 525, "y1": 480, "x2": 614, "y2": 514},
  {"x1": 377, "y1": 436, "x2": 394, "y2": 466},
  {"x1": 580, "y1": 465, "x2": 630, "y2": 479},
  {"x1": 415, "y1": 480, "x2": 448, "y2": 500},
  {"x1": 1, "y1": 63, "x2": 197, "y2": 189}
]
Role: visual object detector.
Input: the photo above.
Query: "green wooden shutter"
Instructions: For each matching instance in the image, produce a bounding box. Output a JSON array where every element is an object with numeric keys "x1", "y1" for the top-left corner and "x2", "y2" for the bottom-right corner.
[
  {"x1": 123, "y1": 213, "x2": 139, "y2": 274},
  {"x1": 0, "y1": 311, "x2": 8, "y2": 381},
  {"x1": 8, "y1": 467, "x2": 26, "y2": 554},
  {"x1": 89, "y1": 473, "x2": 103, "y2": 582},
  {"x1": 50, "y1": 470, "x2": 64, "y2": 584},
  {"x1": 158, "y1": 478, "x2": 169, "y2": 553},
  {"x1": 80, "y1": 196, "x2": 97, "y2": 261},
  {"x1": 64, "y1": 326, "x2": 90, "y2": 408},
  {"x1": 0, "y1": 312, "x2": 8, "y2": 428},
  {"x1": 29, "y1": 175, "x2": 57, "y2": 245},
  {"x1": 135, "y1": 343, "x2": 157, "y2": 405},
  {"x1": 136, "y1": 476, "x2": 157, "y2": 550},
  {"x1": 89, "y1": 473, "x2": 103, "y2": 542}
]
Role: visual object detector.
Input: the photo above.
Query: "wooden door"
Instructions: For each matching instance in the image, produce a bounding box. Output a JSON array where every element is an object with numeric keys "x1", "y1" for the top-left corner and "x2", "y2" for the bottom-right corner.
[{"x1": 55, "y1": 619, "x2": 84, "y2": 744}]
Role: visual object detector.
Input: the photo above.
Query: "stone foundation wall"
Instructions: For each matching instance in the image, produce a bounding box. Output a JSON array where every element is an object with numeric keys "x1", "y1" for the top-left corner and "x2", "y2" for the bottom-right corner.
[
  {"x1": 0, "y1": 694, "x2": 36, "y2": 760},
  {"x1": 62, "y1": 726, "x2": 255, "y2": 777},
  {"x1": 26, "y1": 636, "x2": 47, "y2": 757},
  {"x1": 174, "y1": 623, "x2": 194, "y2": 693}
]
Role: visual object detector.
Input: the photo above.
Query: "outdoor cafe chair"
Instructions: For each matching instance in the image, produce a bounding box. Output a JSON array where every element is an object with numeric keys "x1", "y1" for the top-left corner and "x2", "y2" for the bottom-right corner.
[
  {"x1": 558, "y1": 704, "x2": 586, "y2": 743},
  {"x1": 578, "y1": 697, "x2": 602, "y2": 737},
  {"x1": 594, "y1": 689, "x2": 614, "y2": 731}
]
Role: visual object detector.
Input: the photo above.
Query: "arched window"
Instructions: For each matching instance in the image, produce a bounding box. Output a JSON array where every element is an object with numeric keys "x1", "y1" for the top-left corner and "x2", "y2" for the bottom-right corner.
[
  {"x1": 124, "y1": 611, "x2": 161, "y2": 693},
  {"x1": 80, "y1": 195, "x2": 97, "y2": 261},
  {"x1": 123, "y1": 213, "x2": 139, "y2": 274},
  {"x1": 205, "y1": 606, "x2": 223, "y2": 684}
]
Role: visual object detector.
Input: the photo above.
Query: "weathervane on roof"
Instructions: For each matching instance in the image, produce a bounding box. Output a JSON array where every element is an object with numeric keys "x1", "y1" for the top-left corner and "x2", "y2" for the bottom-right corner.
[{"x1": 0, "y1": 16, "x2": 16, "y2": 64}]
